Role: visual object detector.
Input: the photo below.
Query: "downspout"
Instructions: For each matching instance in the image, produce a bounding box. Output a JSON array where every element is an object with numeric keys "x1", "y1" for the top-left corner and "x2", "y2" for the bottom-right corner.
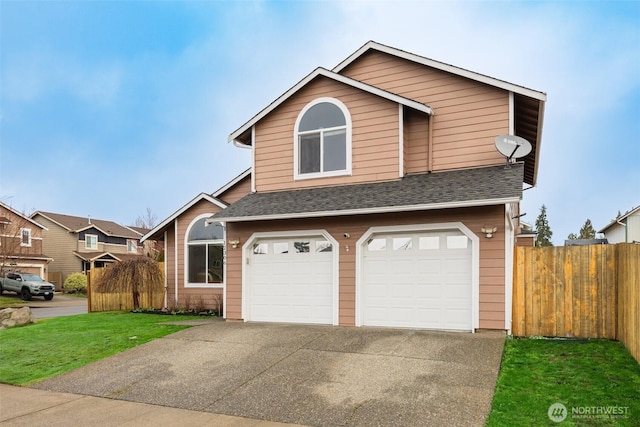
[
  {"x1": 174, "y1": 220, "x2": 178, "y2": 306},
  {"x1": 163, "y1": 230, "x2": 168, "y2": 309},
  {"x1": 428, "y1": 113, "x2": 434, "y2": 172},
  {"x1": 616, "y1": 218, "x2": 628, "y2": 243}
]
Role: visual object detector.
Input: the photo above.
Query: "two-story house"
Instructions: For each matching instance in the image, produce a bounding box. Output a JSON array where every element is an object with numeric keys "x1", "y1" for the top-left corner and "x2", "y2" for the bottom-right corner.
[
  {"x1": 145, "y1": 41, "x2": 546, "y2": 333},
  {"x1": 0, "y1": 201, "x2": 53, "y2": 279},
  {"x1": 30, "y1": 211, "x2": 146, "y2": 283}
]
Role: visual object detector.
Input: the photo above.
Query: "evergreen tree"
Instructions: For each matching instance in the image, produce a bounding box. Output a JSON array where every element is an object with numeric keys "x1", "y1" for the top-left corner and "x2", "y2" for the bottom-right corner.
[
  {"x1": 535, "y1": 205, "x2": 553, "y2": 247},
  {"x1": 578, "y1": 219, "x2": 596, "y2": 239},
  {"x1": 567, "y1": 233, "x2": 578, "y2": 240}
]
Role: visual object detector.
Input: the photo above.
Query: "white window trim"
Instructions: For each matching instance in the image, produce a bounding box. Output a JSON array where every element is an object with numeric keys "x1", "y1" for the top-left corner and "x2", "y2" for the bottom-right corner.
[
  {"x1": 241, "y1": 229, "x2": 340, "y2": 325},
  {"x1": 293, "y1": 97, "x2": 352, "y2": 181},
  {"x1": 20, "y1": 228, "x2": 32, "y2": 247},
  {"x1": 355, "y1": 222, "x2": 480, "y2": 331},
  {"x1": 85, "y1": 234, "x2": 98, "y2": 250},
  {"x1": 184, "y1": 213, "x2": 225, "y2": 288},
  {"x1": 127, "y1": 239, "x2": 138, "y2": 253}
]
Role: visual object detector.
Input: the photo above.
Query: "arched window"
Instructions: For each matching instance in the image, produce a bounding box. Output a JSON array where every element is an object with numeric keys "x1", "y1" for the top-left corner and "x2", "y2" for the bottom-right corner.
[
  {"x1": 294, "y1": 98, "x2": 351, "y2": 179},
  {"x1": 186, "y1": 217, "x2": 224, "y2": 285}
]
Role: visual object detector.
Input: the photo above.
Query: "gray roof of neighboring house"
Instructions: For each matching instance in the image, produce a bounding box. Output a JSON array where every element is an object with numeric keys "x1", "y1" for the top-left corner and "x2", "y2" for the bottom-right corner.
[
  {"x1": 211, "y1": 163, "x2": 524, "y2": 222},
  {"x1": 32, "y1": 211, "x2": 140, "y2": 239}
]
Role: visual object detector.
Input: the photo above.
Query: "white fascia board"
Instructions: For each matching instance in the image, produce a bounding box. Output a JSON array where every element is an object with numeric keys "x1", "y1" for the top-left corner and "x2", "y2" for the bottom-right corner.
[
  {"x1": 333, "y1": 41, "x2": 547, "y2": 102},
  {"x1": 1, "y1": 206, "x2": 49, "y2": 230},
  {"x1": 0, "y1": 202, "x2": 45, "y2": 229},
  {"x1": 212, "y1": 168, "x2": 252, "y2": 198},
  {"x1": 598, "y1": 205, "x2": 640, "y2": 233},
  {"x1": 217, "y1": 196, "x2": 520, "y2": 223},
  {"x1": 228, "y1": 67, "x2": 432, "y2": 144},
  {"x1": 31, "y1": 212, "x2": 72, "y2": 231},
  {"x1": 76, "y1": 224, "x2": 112, "y2": 236},
  {"x1": 140, "y1": 193, "x2": 227, "y2": 243}
]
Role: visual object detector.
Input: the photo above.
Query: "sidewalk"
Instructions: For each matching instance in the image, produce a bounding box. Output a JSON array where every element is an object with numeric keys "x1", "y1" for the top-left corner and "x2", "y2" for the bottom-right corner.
[{"x1": 0, "y1": 384, "x2": 307, "y2": 427}]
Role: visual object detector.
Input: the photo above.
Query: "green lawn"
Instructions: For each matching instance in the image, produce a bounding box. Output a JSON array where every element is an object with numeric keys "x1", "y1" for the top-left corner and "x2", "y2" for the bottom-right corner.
[
  {"x1": 488, "y1": 338, "x2": 640, "y2": 426},
  {"x1": 0, "y1": 312, "x2": 200, "y2": 386}
]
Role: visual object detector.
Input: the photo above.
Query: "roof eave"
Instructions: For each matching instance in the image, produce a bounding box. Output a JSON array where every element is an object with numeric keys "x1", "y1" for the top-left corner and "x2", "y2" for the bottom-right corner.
[
  {"x1": 140, "y1": 193, "x2": 227, "y2": 243},
  {"x1": 334, "y1": 41, "x2": 547, "y2": 101},
  {"x1": 227, "y1": 67, "x2": 432, "y2": 143},
  {"x1": 209, "y1": 196, "x2": 520, "y2": 223}
]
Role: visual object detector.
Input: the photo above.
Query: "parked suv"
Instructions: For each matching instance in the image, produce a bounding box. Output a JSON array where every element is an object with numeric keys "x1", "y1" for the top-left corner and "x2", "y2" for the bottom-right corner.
[{"x1": 0, "y1": 271, "x2": 55, "y2": 301}]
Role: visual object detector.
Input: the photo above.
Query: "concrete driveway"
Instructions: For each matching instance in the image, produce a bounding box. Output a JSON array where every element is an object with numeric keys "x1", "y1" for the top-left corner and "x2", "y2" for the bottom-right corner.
[{"x1": 33, "y1": 321, "x2": 505, "y2": 426}]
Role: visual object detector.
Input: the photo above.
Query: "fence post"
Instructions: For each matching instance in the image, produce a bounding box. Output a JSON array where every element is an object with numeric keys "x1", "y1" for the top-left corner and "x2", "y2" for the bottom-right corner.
[{"x1": 87, "y1": 270, "x2": 92, "y2": 313}]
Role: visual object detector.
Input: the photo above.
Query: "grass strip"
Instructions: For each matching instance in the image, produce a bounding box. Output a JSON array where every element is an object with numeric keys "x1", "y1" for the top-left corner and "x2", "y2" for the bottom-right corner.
[
  {"x1": 487, "y1": 337, "x2": 640, "y2": 426},
  {"x1": 0, "y1": 312, "x2": 201, "y2": 386}
]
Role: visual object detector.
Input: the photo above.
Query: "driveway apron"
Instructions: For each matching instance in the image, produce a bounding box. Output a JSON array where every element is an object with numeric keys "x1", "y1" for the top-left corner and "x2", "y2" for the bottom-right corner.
[{"x1": 33, "y1": 322, "x2": 505, "y2": 426}]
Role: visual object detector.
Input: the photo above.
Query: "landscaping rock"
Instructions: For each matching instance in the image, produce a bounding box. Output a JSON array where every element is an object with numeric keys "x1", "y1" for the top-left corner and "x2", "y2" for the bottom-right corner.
[{"x1": 0, "y1": 306, "x2": 34, "y2": 329}]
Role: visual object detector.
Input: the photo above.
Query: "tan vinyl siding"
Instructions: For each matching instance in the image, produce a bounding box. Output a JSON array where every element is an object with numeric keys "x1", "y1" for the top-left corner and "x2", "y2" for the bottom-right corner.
[
  {"x1": 340, "y1": 51, "x2": 509, "y2": 172},
  {"x1": 255, "y1": 76, "x2": 400, "y2": 192},
  {"x1": 226, "y1": 205, "x2": 506, "y2": 329},
  {"x1": 217, "y1": 175, "x2": 252, "y2": 205},
  {"x1": 404, "y1": 108, "x2": 430, "y2": 174},
  {"x1": 31, "y1": 214, "x2": 82, "y2": 283}
]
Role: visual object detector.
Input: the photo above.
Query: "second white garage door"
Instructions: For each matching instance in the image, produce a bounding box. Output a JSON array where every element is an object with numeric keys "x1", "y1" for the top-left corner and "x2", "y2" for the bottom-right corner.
[
  {"x1": 362, "y1": 229, "x2": 473, "y2": 331},
  {"x1": 246, "y1": 236, "x2": 335, "y2": 324}
]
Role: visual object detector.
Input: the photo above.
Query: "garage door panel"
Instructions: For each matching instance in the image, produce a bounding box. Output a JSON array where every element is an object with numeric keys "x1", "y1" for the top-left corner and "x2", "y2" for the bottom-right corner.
[
  {"x1": 362, "y1": 229, "x2": 473, "y2": 331},
  {"x1": 247, "y1": 237, "x2": 334, "y2": 325}
]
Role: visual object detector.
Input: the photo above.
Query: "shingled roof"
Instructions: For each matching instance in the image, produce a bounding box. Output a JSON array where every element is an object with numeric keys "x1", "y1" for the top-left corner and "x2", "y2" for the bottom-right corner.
[
  {"x1": 210, "y1": 164, "x2": 524, "y2": 222},
  {"x1": 32, "y1": 211, "x2": 140, "y2": 239}
]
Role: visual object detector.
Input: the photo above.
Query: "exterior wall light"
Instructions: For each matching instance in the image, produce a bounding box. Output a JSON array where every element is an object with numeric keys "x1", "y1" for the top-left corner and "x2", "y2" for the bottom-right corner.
[
  {"x1": 229, "y1": 239, "x2": 240, "y2": 249},
  {"x1": 481, "y1": 226, "x2": 497, "y2": 239}
]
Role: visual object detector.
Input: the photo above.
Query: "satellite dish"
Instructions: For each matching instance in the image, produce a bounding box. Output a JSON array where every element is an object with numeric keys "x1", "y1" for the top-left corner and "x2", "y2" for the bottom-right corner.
[{"x1": 494, "y1": 135, "x2": 532, "y2": 166}]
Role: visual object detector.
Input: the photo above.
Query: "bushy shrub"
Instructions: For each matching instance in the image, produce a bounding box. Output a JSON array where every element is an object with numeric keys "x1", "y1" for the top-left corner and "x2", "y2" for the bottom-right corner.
[{"x1": 64, "y1": 273, "x2": 87, "y2": 294}]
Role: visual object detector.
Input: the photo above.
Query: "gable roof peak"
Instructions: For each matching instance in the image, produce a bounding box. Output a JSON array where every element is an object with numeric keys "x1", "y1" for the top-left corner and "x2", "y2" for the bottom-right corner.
[
  {"x1": 228, "y1": 66, "x2": 432, "y2": 146},
  {"x1": 334, "y1": 40, "x2": 547, "y2": 102}
]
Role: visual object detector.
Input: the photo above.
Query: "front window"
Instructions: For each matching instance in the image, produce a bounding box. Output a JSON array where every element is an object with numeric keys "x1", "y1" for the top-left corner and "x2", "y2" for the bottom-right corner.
[
  {"x1": 85, "y1": 234, "x2": 98, "y2": 250},
  {"x1": 20, "y1": 228, "x2": 32, "y2": 247},
  {"x1": 187, "y1": 218, "x2": 224, "y2": 285},
  {"x1": 295, "y1": 98, "x2": 351, "y2": 179},
  {"x1": 127, "y1": 239, "x2": 138, "y2": 253}
]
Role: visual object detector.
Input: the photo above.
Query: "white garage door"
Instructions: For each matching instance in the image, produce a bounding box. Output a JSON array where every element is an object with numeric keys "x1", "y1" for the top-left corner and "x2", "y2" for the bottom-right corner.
[
  {"x1": 246, "y1": 236, "x2": 334, "y2": 324},
  {"x1": 362, "y1": 230, "x2": 472, "y2": 330}
]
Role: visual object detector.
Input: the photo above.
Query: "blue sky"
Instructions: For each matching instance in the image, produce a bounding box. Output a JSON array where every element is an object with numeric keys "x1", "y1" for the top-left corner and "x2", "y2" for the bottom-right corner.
[{"x1": 1, "y1": 0, "x2": 638, "y2": 243}]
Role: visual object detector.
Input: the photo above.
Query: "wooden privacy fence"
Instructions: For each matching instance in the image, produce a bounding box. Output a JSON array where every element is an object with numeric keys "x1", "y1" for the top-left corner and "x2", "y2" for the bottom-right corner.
[
  {"x1": 87, "y1": 262, "x2": 165, "y2": 312},
  {"x1": 513, "y1": 243, "x2": 639, "y2": 363}
]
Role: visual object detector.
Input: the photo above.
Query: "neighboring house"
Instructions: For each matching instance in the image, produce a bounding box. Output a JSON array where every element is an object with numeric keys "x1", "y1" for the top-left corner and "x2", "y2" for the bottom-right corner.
[
  {"x1": 128, "y1": 226, "x2": 161, "y2": 259},
  {"x1": 141, "y1": 169, "x2": 251, "y2": 308},
  {"x1": 598, "y1": 205, "x2": 640, "y2": 243},
  {"x1": 206, "y1": 41, "x2": 547, "y2": 332},
  {"x1": 0, "y1": 201, "x2": 53, "y2": 279},
  {"x1": 30, "y1": 211, "x2": 146, "y2": 283},
  {"x1": 516, "y1": 221, "x2": 536, "y2": 247}
]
